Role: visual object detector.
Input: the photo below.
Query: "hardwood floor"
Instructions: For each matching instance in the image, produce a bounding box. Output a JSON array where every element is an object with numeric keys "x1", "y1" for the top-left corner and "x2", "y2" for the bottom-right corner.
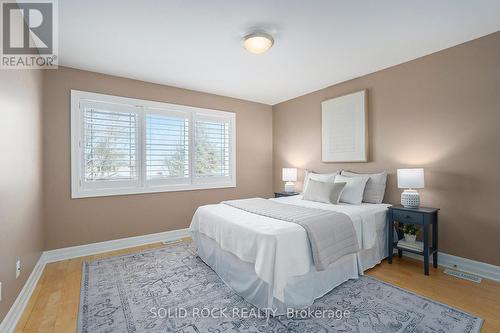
[
  {"x1": 14, "y1": 240, "x2": 500, "y2": 332},
  {"x1": 367, "y1": 257, "x2": 500, "y2": 332},
  {"x1": 14, "y1": 242, "x2": 167, "y2": 333}
]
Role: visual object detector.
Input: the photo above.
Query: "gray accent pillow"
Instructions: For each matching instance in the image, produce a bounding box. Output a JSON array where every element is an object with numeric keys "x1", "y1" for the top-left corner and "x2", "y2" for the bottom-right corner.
[
  {"x1": 303, "y1": 179, "x2": 346, "y2": 204},
  {"x1": 341, "y1": 170, "x2": 387, "y2": 204}
]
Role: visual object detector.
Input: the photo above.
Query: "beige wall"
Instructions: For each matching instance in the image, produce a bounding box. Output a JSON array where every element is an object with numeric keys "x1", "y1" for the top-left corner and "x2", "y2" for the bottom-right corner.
[
  {"x1": 42, "y1": 67, "x2": 273, "y2": 250},
  {"x1": 273, "y1": 32, "x2": 500, "y2": 266},
  {"x1": 0, "y1": 70, "x2": 44, "y2": 320}
]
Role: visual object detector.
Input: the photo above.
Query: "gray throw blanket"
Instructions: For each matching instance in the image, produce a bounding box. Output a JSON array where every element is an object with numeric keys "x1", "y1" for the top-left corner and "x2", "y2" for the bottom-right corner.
[{"x1": 222, "y1": 198, "x2": 359, "y2": 271}]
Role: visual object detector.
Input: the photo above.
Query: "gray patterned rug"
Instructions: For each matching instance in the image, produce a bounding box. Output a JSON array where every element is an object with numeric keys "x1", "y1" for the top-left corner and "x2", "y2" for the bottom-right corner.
[{"x1": 78, "y1": 241, "x2": 483, "y2": 333}]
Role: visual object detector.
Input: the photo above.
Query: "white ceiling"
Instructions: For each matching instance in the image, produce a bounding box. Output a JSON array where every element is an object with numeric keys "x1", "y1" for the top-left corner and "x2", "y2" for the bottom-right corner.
[{"x1": 59, "y1": 0, "x2": 500, "y2": 105}]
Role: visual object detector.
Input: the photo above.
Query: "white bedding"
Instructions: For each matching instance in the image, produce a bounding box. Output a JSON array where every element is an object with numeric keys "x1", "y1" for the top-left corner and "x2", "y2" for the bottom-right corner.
[{"x1": 189, "y1": 195, "x2": 389, "y2": 302}]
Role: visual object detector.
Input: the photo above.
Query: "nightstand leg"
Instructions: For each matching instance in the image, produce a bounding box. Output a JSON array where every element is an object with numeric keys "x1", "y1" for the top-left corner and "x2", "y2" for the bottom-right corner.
[
  {"x1": 432, "y1": 214, "x2": 438, "y2": 268},
  {"x1": 423, "y1": 219, "x2": 429, "y2": 275},
  {"x1": 424, "y1": 254, "x2": 429, "y2": 275},
  {"x1": 398, "y1": 249, "x2": 402, "y2": 258},
  {"x1": 387, "y1": 214, "x2": 393, "y2": 264}
]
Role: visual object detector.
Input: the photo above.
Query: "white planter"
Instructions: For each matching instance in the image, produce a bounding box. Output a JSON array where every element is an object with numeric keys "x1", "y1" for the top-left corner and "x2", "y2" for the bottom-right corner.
[{"x1": 404, "y1": 234, "x2": 417, "y2": 243}]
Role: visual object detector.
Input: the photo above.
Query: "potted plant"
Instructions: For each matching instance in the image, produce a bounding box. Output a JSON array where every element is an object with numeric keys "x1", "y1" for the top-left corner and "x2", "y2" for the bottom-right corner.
[{"x1": 400, "y1": 224, "x2": 419, "y2": 243}]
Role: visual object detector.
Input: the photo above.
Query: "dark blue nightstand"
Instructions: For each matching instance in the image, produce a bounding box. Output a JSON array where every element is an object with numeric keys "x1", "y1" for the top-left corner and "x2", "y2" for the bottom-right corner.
[{"x1": 387, "y1": 205, "x2": 439, "y2": 275}]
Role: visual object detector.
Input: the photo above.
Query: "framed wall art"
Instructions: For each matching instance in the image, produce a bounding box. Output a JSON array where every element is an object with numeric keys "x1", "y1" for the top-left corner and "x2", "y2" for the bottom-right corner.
[{"x1": 321, "y1": 90, "x2": 368, "y2": 162}]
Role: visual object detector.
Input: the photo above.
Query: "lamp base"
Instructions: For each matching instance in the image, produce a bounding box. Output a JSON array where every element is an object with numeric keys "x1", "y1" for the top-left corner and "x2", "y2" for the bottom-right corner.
[
  {"x1": 401, "y1": 189, "x2": 420, "y2": 208},
  {"x1": 284, "y1": 182, "x2": 295, "y2": 193}
]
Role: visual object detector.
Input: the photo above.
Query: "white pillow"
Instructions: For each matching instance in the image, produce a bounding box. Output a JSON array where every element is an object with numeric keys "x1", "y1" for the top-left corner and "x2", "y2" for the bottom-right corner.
[
  {"x1": 341, "y1": 170, "x2": 387, "y2": 204},
  {"x1": 303, "y1": 179, "x2": 346, "y2": 204},
  {"x1": 303, "y1": 170, "x2": 338, "y2": 193},
  {"x1": 334, "y1": 174, "x2": 369, "y2": 205}
]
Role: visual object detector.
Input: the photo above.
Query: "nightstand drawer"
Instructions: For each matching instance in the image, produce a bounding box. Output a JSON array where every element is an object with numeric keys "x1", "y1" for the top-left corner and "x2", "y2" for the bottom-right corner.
[
  {"x1": 274, "y1": 192, "x2": 299, "y2": 198},
  {"x1": 393, "y1": 210, "x2": 423, "y2": 224}
]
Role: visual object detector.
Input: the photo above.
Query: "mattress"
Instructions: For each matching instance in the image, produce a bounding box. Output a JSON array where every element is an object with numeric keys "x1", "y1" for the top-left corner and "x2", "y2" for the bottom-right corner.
[{"x1": 189, "y1": 195, "x2": 390, "y2": 303}]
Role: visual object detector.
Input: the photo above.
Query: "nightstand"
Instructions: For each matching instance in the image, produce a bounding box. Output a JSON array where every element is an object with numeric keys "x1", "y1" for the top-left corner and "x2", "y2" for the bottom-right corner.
[
  {"x1": 387, "y1": 205, "x2": 439, "y2": 275},
  {"x1": 274, "y1": 192, "x2": 299, "y2": 198}
]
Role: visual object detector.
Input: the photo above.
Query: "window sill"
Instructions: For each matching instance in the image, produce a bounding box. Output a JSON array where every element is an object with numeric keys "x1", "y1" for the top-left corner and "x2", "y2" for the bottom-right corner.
[{"x1": 71, "y1": 181, "x2": 236, "y2": 199}]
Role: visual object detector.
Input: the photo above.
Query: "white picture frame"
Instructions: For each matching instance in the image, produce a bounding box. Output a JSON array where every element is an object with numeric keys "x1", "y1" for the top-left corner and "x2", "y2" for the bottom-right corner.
[{"x1": 321, "y1": 90, "x2": 368, "y2": 162}]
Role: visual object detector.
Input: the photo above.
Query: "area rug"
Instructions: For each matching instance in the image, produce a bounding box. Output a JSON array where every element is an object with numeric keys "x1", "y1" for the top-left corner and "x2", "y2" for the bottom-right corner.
[{"x1": 78, "y1": 241, "x2": 483, "y2": 333}]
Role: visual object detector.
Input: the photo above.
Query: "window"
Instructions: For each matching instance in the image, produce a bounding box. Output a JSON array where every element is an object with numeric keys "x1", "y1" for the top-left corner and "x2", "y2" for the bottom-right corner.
[
  {"x1": 194, "y1": 117, "x2": 230, "y2": 180},
  {"x1": 71, "y1": 90, "x2": 236, "y2": 198},
  {"x1": 145, "y1": 112, "x2": 189, "y2": 183},
  {"x1": 82, "y1": 102, "x2": 139, "y2": 188}
]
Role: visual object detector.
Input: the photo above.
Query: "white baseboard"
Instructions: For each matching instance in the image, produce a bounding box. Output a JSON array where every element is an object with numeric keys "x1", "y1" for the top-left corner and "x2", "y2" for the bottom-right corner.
[
  {"x1": 42, "y1": 228, "x2": 190, "y2": 263},
  {"x1": 399, "y1": 251, "x2": 500, "y2": 282},
  {"x1": 0, "y1": 228, "x2": 190, "y2": 333},
  {"x1": 0, "y1": 256, "x2": 45, "y2": 333}
]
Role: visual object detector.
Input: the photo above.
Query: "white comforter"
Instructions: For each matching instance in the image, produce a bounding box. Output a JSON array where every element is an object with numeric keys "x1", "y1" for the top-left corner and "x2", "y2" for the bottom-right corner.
[{"x1": 189, "y1": 195, "x2": 389, "y2": 301}]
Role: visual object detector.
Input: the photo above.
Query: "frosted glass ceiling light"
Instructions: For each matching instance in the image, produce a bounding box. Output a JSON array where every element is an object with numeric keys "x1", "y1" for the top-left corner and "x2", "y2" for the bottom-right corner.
[{"x1": 243, "y1": 32, "x2": 274, "y2": 54}]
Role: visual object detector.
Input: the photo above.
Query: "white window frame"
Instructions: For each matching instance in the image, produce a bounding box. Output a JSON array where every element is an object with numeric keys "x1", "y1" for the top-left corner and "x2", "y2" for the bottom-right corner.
[{"x1": 71, "y1": 90, "x2": 236, "y2": 198}]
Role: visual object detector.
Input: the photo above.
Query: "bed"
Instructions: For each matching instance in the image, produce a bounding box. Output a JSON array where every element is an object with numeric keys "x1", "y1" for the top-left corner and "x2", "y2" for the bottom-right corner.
[{"x1": 189, "y1": 194, "x2": 390, "y2": 314}]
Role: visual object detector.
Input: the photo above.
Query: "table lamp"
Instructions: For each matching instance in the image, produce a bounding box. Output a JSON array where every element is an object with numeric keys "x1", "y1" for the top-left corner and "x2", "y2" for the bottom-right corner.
[
  {"x1": 397, "y1": 168, "x2": 424, "y2": 208},
  {"x1": 282, "y1": 168, "x2": 297, "y2": 193}
]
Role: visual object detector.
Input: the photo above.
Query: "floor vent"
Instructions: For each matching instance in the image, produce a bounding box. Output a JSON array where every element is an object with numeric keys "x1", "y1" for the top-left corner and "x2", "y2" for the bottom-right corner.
[
  {"x1": 162, "y1": 239, "x2": 183, "y2": 245},
  {"x1": 444, "y1": 269, "x2": 482, "y2": 283}
]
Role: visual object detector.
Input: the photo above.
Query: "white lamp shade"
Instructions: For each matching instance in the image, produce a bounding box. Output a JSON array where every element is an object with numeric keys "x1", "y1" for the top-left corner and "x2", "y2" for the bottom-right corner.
[
  {"x1": 282, "y1": 168, "x2": 297, "y2": 182},
  {"x1": 397, "y1": 168, "x2": 425, "y2": 189}
]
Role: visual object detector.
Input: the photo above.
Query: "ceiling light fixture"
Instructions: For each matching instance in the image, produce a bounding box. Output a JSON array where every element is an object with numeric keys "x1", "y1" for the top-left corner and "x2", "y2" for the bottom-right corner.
[{"x1": 242, "y1": 32, "x2": 274, "y2": 54}]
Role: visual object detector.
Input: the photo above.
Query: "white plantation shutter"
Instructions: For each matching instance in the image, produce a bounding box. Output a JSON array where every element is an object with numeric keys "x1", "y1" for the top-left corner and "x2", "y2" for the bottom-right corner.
[
  {"x1": 194, "y1": 116, "x2": 231, "y2": 181},
  {"x1": 145, "y1": 111, "x2": 189, "y2": 183},
  {"x1": 71, "y1": 91, "x2": 235, "y2": 198},
  {"x1": 82, "y1": 102, "x2": 139, "y2": 188}
]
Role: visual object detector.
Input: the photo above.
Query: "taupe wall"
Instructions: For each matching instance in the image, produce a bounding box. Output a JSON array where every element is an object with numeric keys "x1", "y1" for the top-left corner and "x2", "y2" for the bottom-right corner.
[
  {"x1": 43, "y1": 67, "x2": 273, "y2": 250},
  {"x1": 0, "y1": 70, "x2": 44, "y2": 320},
  {"x1": 273, "y1": 32, "x2": 500, "y2": 266}
]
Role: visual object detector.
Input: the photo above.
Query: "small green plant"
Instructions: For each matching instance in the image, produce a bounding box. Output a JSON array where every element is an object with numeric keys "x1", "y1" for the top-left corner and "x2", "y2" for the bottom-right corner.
[{"x1": 400, "y1": 224, "x2": 419, "y2": 235}]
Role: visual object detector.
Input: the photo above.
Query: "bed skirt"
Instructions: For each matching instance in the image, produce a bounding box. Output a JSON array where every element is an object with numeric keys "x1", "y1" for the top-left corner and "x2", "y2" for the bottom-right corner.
[{"x1": 192, "y1": 229, "x2": 387, "y2": 315}]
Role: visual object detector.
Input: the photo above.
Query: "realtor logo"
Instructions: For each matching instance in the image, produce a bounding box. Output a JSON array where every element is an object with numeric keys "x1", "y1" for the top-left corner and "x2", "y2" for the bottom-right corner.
[{"x1": 1, "y1": 0, "x2": 58, "y2": 69}]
